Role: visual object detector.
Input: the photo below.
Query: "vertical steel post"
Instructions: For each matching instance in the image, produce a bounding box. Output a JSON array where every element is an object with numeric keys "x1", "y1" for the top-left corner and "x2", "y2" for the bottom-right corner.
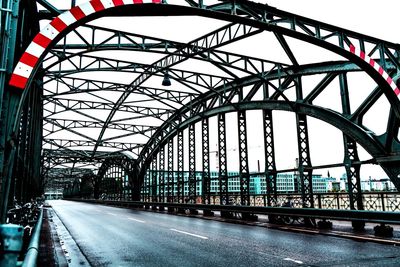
[
  {"x1": 0, "y1": 0, "x2": 20, "y2": 224},
  {"x1": 177, "y1": 130, "x2": 184, "y2": 202},
  {"x1": 202, "y1": 118, "x2": 210, "y2": 204},
  {"x1": 263, "y1": 83, "x2": 277, "y2": 206},
  {"x1": 295, "y1": 77, "x2": 314, "y2": 208},
  {"x1": 238, "y1": 110, "x2": 250, "y2": 205},
  {"x1": 339, "y1": 73, "x2": 364, "y2": 212},
  {"x1": 158, "y1": 146, "x2": 165, "y2": 202},
  {"x1": 151, "y1": 157, "x2": 158, "y2": 203},
  {"x1": 218, "y1": 113, "x2": 228, "y2": 205},
  {"x1": 263, "y1": 109, "x2": 277, "y2": 206},
  {"x1": 188, "y1": 124, "x2": 196, "y2": 203},
  {"x1": 167, "y1": 138, "x2": 173, "y2": 202}
]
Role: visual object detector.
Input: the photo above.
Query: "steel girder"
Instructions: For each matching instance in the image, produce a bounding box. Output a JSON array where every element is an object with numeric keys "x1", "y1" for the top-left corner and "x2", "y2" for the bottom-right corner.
[{"x1": 3, "y1": 0, "x2": 400, "y2": 209}]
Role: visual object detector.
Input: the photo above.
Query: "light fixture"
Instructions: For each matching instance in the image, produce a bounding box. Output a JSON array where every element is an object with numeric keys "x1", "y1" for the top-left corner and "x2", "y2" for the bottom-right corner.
[{"x1": 162, "y1": 71, "x2": 171, "y2": 86}]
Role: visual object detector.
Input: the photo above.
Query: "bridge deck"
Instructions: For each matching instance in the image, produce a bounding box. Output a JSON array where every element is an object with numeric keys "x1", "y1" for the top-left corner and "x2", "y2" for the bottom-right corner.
[{"x1": 48, "y1": 200, "x2": 400, "y2": 266}]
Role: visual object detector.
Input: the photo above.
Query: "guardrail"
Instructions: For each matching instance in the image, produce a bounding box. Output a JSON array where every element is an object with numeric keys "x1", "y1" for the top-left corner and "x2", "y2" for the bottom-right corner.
[
  {"x1": 67, "y1": 199, "x2": 400, "y2": 225},
  {"x1": 22, "y1": 208, "x2": 43, "y2": 267},
  {"x1": 0, "y1": 208, "x2": 43, "y2": 267}
]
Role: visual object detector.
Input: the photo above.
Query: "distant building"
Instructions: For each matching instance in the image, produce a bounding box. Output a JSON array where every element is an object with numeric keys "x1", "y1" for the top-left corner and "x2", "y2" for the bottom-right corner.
[
  {"x1": 145, "y1": 171, "x2": 332, "y2": 196},
  {"x1": 338, "y1": 174, "x2": 396, "y2": 192}
]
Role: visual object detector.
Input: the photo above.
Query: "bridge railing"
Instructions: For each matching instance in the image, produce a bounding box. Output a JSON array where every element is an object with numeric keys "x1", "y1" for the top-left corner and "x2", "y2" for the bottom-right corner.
[
  {"x1": 201, "y1": 192, "x2": 400, "y2": 211},
  {"x1": 66, "y1": 198, "x2": 400, "y2": 225}
]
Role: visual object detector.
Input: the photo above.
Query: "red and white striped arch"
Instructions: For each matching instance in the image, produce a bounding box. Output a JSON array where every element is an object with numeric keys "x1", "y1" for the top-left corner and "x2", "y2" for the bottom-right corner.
[
  {"x1": 348, "y1": 44, "x2": 400, "y2": 97},
  {"x1": 8, "y1": 0, "x2": 400, "y2": 99},
  {"x1": 9, "y1": 0, "x2": 161, "y2": 89}
]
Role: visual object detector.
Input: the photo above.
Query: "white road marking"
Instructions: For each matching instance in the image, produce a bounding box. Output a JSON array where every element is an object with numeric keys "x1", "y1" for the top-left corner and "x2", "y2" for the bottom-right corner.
[
  {"x1": 284, "y1": 258, "x2": 303, "y2": 264},
  {"x1": 169, "y1": 229, "x2": 208, "y2": 240},
  {"x1": 107, "y1": 212, "x2": 117, "y2": 216},
  {"x1": 127, "y1": 217, "x2": 146, "y2": 223}
]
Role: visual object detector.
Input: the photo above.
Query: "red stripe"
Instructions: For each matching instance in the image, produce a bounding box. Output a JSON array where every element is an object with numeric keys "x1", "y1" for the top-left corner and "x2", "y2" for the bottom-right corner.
[
  {"x1": 133, "y1": 0, "x2": 143, "y2": 3},
  {"x1": 50, "y1": 17, "x2": 68, "y2": 32},
  {"x1": 112, "y1": 0, "x2": 124, "y2": 6},
  {"x1": 32, "y1": 33, "x2": 52, "y2": 48},
  {"x1": 359, "y1": 51, "x2": 365, "y2": 60},
  {"x1": 152, "y1": 0, "x2": 161, "y2": 3},
  {"x1": 9, "y1": 74, "x2": 28, "y2": 89},
  {"x1": 349, "y1": 44, "x2": 355, "y2": 54},
  {"x1": 70, "y1": 6, "x2": 86, "y2": 20},
  {"x1": 20, "y1": 53, "x2": 39, "y2": 67},
  {"x1": 378, "y1": 67, "x2": 384, "y2": 75},
  {"x1": 387, "y1": 76, "x2": 393, "y2": 84},
  {"x1": 369, "y1": 58, "x2": 375, "y2": 67},
  {"x1": 394, "y1": 88, "x2": 400, "y2": 96},
  {"x1": 90, "y1": 0, "x2": 105, "y2": 12}
]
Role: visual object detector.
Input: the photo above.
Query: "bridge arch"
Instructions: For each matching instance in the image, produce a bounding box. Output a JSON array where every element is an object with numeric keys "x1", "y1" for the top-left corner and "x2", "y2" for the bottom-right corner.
[
  {"x1": 5, "y1": 0, "x2": 400, "y2": 210},
  {"x1": 9, "y1": 0, "x2": 400, "y2": 116}
]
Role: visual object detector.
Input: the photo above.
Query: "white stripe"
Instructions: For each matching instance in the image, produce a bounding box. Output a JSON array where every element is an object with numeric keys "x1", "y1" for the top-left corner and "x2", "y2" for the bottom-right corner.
[
  {"x1": 363, "y1": 54, "x2": 371, "y2": 62},
  {"x1": 169, "y1": 229, "x2": 208, "y2": 240},
  {"x1": 123, "y1": 0, "x2": 133, "y2": 4},
  {"x1": 389, "y1": 81, "x2": 397, "y2": 90},
  {"x1": 79, "y1": 2, "x2": 96, "y2": 16},
  {"x1": 25, "y1": 42, "x2": 46, "y2": 58},
  {"x1": 59, "y1": 11, "x2": 77, "y2": 26},
  {"x1": 127, "y1": 217, "x2": 145, "y2": 223},
  {"x1": 381, "y1": 71, "x2": 389, "y2": 80},
  {"x1": 142, "y1": 0, "x2": 153, "y2": 3},
  {"x1": 100, "y1": 0, "x2": 115, "y2": 8},
  {"x1": 13, "y1": 62, "x2": 33, "y2": 78},
  {"x1": 372, "y1": 62, "x2": 381, "y2": 72},
  {"x1": 284, "y1": 258, "x2": 303, "y2": 264},
  {"x1": 40, "y1": 24, "x2": 59, "y2": 41}
]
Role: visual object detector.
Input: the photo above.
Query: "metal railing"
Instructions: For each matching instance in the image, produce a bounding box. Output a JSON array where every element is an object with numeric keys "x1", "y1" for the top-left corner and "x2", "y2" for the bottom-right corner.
[
  {"x1": 202, "y1": 192, "x2": 400, "y2": 211},
  {"x1": 0, "y1": 208, "x2": 43, "y2": 267},
  {"x1": 22, "y1": 208, "x2": 43, "y2": 267},
  {"x1": 67, "y1": 198, "x2": 400, "y2": 225}
]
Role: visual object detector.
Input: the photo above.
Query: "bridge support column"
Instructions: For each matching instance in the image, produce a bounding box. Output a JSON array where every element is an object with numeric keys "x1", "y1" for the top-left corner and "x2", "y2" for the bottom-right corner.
[
  {"x1": 296, "y1": 114, "x2": 314, "y2": 209},
  {"x1": 188, "y1": 124, "x2": 198, "y2": 214},
  {"x1": 343, "y1": 137, "x2": 364, "y2": 230},
  {"x1": 177, "y1": 130, "x2": 184, "y2": 213},
  {"x1": 238, "y1": 110, "x2": 250, "y2": 206},
  {"x1": 202, "y1": 118, "x2": 213, "y2": 216},
  {"x1": 151, "y1": 157, "x2": 158, "y2": 203},
  {"x1": 158, "y1": 146, "x2": 165, "y2": 210},
  {"x1": 263, "y1": 109, "x2": 277, "y2": 207},
  {"x1": 218, "y1": 113, "x2": 231, "y2": 218},
  {"x1": 339, "y1": 73, "x2": 364, "y2": 230},
  {"x1": 167, "y1": 138, "x2": 174, "y2": 203}
]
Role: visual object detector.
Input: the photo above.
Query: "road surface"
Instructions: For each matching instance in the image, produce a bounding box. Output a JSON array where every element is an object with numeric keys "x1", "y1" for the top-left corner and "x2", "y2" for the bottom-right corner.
[{"x1": 49, "y1": 200, "x2": 400, "y2": 266}]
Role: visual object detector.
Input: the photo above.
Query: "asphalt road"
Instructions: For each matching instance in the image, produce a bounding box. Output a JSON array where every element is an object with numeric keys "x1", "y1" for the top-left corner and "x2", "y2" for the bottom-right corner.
[{"x1": 49, "y1": 200, "x2": 400, "y2": 267}]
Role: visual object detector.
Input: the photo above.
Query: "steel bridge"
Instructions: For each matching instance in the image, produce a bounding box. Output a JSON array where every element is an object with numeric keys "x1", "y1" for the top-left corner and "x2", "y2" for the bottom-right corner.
[{"x1": 1, "y1": 0, "x2": 400, "y2": 256}]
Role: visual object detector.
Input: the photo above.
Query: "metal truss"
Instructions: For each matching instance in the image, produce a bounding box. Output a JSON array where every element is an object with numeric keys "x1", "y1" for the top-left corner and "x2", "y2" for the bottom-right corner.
[
  {"x1": 167, "y1": 138, "x2": 173, "y2": 202},
  {"x1": 263, "y1": 108, "x2": 277, "y2": 206},
  {"x1": 158, "y1": 145, "x2": 165, "y2": 203},
  {"x1": 238, "y1": 110, "x2": 250, "y2": 205},
  {"x1": 202, "y1": 118, "x2": 210, "y2": 204},
  {"x1": 218, "y1": 113, "x2": 228, "y2": 205},
  {"x1": 188, "y1": 124, "x2": 196, "y2": 202},
  {"x1": 3, "y1": 0, "x2": 400, "y2": 216},
  {"x1": 177, "y1": 130, "x2": 184, "y2": 202}
]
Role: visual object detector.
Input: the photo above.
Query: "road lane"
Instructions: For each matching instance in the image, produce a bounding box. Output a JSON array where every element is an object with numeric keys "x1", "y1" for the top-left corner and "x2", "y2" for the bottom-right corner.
[{"x1": 49, "y1": 200, "x2": 400, "y2": 267}]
